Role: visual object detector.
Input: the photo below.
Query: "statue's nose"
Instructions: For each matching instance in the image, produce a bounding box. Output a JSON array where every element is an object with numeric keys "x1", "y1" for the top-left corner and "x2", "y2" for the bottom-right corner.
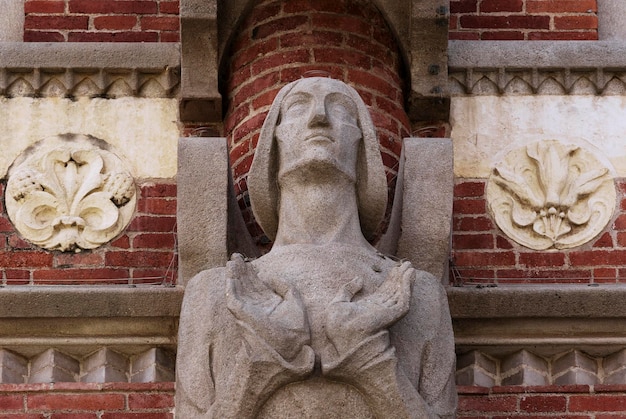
[{"x1": 308, "y1": 101, "x2": 329, "y2": 127}]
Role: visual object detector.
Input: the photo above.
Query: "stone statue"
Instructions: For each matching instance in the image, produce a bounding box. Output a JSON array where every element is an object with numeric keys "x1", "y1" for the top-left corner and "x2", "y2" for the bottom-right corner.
[{"x1": 176, "y1": 78, "x2": 457, "y2": 418}]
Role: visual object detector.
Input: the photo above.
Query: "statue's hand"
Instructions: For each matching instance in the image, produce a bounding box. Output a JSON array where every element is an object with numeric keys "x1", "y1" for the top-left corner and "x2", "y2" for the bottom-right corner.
[
  {"x1": 325, "y1": 261, "x2": 414, "y2": 357},
  {"x1": 226, "y1": 253, "x2": 311, "y2": 361}
]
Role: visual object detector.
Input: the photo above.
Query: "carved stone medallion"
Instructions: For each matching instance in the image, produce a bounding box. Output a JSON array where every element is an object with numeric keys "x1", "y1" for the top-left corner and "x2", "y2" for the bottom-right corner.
[
  {"x1": 5, "y1": 134, "x2": 136, "y2": 252},
  {"x1": 487, "y1": 140, "x2": 616, "y2": 250}
]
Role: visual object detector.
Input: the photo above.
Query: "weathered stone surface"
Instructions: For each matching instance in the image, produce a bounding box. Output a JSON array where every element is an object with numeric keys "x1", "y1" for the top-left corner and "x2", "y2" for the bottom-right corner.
[
  {"x1": 177, "y1": 78, "x2": 457, "y2": 418},
  {"x1": 177, "y1": 138, "x2": 229, "y2": 284},
  {"x1": 0, "y1": 98, "x2": 179, "y2": 179},
  {"x1": 393, "y1": 138, "x2": 453, "y2": 281},
  {"x1": 81, "y1": 348, "x2": 129, "y2": 383},
  {"x1": 0, "y1": 0, "x2": 23, "y2": 42},
  {"x1": 0, "y1": 349, "x2": 27, "y2": 384},
  {"x1": 451, "y1": 97, "x2": 626, "y2": 179},
  {"x1": 501, "y1": 350, "x2": 549, "y2": 386},
  {"x1": 598, "y1": 1, "x2": 626, "y2": 40},
  {"x1": 552, "y1": 350, "x2": 598, "y2": 385},
  {"x1": 486, "y1": 140, "x2": 615, "y2": 250},
  {"x1": 456, "y1": 351, "x2": 497, "y2": 387},
  {"x1": 5, "y1": 134, "x2": 137, "y2": 252},
  {"x1": 0, "y1": 43, "x2": 180, "y2": 98},
  {"x1": 131, "y1": 348, "x2": 175, "y2": 383},
  {"x1": 30, "y1": 349, "x2": 79, "y2": 383}
]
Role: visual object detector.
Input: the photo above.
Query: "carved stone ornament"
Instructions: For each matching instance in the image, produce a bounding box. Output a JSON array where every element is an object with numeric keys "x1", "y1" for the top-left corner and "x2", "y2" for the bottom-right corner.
[
  {"x1": 487, "y1": 140, "x2": 616, "y2": 250},
  {"x1": 176, "y1": 78, "x2": 457, "y2": 418},
  {"x1": 5, "y1": 134, "x2": 136, "y2": 252}
]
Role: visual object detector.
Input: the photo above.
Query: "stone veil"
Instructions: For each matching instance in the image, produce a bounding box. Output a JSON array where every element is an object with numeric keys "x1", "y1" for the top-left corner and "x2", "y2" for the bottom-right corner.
[{"x1": 176, "y1": 77, "x2": 457, "y2": 418}]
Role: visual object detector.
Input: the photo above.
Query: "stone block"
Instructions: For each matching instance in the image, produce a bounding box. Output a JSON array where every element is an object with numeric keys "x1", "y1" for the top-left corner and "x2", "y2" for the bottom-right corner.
[
  {"x1": 30, "y1": 349, "x2": 79, "y2": 383},
  {"x1": 0, "y1": 349, "x2": 27, "y2": 384},
  {"x1": 394, "y1": 138, "x2": 454, "y2": 282},
  {"x1": 177, "y1": 137, "x2": 229, "y2": 285},
  {"x1": 456, "y1": 350, "x2": 497, "y2": 387},
  {"x1": 603, "y1": 349, "x2": 626, "y2": 384},
  {"x1": 501, "y1": 350, "x2": 549, "y2": 386},
  {"x1": 131, "y1": 348, "x2": 175, "y2": 383},
  {"x1": 552, "y1": 350, "x2": 598, "y2": 385},
  {"x1": 81, "y1": 348, "x2": 129, "y2": 383}
]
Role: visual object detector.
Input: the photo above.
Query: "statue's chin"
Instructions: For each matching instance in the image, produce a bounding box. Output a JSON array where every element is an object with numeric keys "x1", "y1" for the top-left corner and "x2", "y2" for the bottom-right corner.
[
  {"x1": 278, "y1": 156, "x2": 356, "y2": 184},
  {"x1": 278, "y1": 152, "x2": 357, "y2": 185}
]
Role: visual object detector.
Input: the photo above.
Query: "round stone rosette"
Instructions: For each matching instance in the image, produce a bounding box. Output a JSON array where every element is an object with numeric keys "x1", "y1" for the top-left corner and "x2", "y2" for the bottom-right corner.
[
  {"x1": 5, "y1": 134, "x2": 136, "y2": 252},
  {"x1": 486, "y1": 140, "x2": 616, "y2": 250}
]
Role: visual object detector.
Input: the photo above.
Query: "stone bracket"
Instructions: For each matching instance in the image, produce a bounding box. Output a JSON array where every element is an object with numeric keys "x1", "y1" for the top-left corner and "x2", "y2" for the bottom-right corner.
[{"x1": 180, "y1": 0, "x2": 221, "y2": 122}]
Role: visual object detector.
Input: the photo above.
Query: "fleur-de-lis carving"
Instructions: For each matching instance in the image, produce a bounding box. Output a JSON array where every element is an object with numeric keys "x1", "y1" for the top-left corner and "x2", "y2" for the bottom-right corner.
[
  {"x1": 6, "y1": 136, "x2": 136, "y2": 252},
  {"x1": 487, "y1": 140, "x2": 615, "y2": 250}
]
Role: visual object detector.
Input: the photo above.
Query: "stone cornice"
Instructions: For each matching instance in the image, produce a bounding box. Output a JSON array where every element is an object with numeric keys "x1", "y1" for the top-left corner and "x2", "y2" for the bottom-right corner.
[
  {"x1": 448, "y1": 285, "x2": 626, "y2": 356},
  {"x1": 0, "y1": 43, "x2": 180, "y2": 98},
  {"x1": 448, "y1": 40, "x2": 626, "y2": 96}
]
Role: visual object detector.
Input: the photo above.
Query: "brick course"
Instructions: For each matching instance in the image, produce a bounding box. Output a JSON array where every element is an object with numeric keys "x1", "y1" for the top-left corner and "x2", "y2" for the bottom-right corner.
[
  {"x1": 0, "y1": 181, "x2": 177, "y2": 285},
  {"x1": 0, "y1": 383, "x2": 173, "y2": 417},
  {"x1": 458, "y1": 385, "x2": 626, "y2": 417},
  {"x1": 452, "y1": 178, "x2": 626, "y2": 284},
  {"x1": 450, "y1": 0, "x2": 598, "y2": 40},
  {"x1": 23, "y1": 0, "x2": 179, "y2": 42}
]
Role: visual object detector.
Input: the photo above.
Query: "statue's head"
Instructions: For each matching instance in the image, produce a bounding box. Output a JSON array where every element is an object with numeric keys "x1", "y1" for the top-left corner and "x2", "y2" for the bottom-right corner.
[{"x1": 248, "y1": 77, "x2": 387, "y2": 241}]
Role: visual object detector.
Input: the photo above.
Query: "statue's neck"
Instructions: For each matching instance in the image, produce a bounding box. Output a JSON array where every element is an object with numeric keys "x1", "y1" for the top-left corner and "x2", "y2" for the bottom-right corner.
[{"x1": 272, "y1": 171, "x2": 371, "y2": 248}]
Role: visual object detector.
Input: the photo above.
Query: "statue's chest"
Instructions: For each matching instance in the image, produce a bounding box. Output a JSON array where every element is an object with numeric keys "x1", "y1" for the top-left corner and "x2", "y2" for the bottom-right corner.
[{"x1": 254, "y1": 251, "x2": 391, "y2": 354}]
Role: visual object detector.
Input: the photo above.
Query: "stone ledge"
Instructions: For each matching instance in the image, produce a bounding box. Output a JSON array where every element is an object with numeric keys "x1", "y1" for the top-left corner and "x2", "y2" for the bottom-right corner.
[
  {"x1": 448, "y1": 284, "x2": 626, "y2": 318},
  {"x1": 0, "y1": 286, "x2": 183, "y2": 318},
  {"x1": 0, "y1": 42, "x2": 180, "y2": 98},
  {"x1": 0, "y1": 286, "x2": 183, "y2": 358},
  {"x1": 448, "y1": 40, "x2": 626, "y2": 95},
  {"x1": 449, "y1": 40, "x2": 626, "y2": 70},
  {"x1": 448, "y1": 285, "x2": 626, "y2": 357}
]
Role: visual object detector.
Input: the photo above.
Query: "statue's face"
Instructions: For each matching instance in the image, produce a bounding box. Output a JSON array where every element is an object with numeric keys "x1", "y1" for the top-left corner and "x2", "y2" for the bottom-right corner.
[{"x1": 275, "y1": 79, "x2": 362, "y2": 182}]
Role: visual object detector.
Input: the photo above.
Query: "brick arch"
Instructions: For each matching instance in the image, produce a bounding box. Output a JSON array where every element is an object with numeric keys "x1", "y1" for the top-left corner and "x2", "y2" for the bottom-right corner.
[{"x1": 221, "y1": 0, "x2": 411, "y2": 248}]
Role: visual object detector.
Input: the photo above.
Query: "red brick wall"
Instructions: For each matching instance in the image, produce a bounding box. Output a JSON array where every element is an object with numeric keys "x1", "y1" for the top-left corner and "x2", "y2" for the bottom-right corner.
[
  {"x1": 0, "y1": 382, "x2": 174, "y2": 418},
  {"x1": 0, "y1": 182, "x2": 177, "y2": 285},
  {"x1": 451, "y1": 179, "x2": 624, "y2": 285},
  {"x1": 222, "y1": 0, "x2": 409, "y2": 247},
  {"x1": 459, "y1": 385, "x2": 626, "y2": 417},
  {"x1": 23, "y1": 0, "x2": 179, "y2": 42},
  {"x1": 450, "y1": 0, "x2": 598, "y2": 40}
]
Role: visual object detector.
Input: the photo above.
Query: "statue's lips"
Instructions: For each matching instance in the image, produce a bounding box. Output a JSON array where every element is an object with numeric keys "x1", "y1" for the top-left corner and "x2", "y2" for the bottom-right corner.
[{"x1": 305, "y1": 134, "x2": 334, "y2": 143}]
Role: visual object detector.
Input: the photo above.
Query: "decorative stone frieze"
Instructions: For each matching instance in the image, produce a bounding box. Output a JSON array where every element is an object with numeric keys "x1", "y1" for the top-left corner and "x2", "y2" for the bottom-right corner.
[
  {"x1": 5, "y1": 134, "x2": 137, "y2": 252},
  {"x1": 456, "y1": 349, "x2": 624, "y2": 387},
  {"x1": 448, "y1": 41, "x2": 626, "y2": 96},
  {"x1": 486, "y1": 140, "x2": 615, "y2": 250},
  {"x1": 0, "y1": 347, "x2": 174, "y2": 384},
  {"x1": 0, "y1": 43, "x2": 180, "y2": 99}
]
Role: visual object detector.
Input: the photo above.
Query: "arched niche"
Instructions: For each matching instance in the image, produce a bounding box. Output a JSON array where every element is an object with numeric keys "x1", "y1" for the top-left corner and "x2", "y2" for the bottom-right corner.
[{"x1": 179, "y1": 0, "x2": 450, "y2": 123}]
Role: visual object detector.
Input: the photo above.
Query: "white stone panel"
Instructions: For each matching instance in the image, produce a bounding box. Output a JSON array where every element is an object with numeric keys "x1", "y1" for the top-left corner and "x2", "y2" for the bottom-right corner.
[
  {"x1": 0, "y1": 97, "x2": 179, "y2": 179},
  {"x1": 451, "y1": 96, "x2": 626, "y2": 178}
]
